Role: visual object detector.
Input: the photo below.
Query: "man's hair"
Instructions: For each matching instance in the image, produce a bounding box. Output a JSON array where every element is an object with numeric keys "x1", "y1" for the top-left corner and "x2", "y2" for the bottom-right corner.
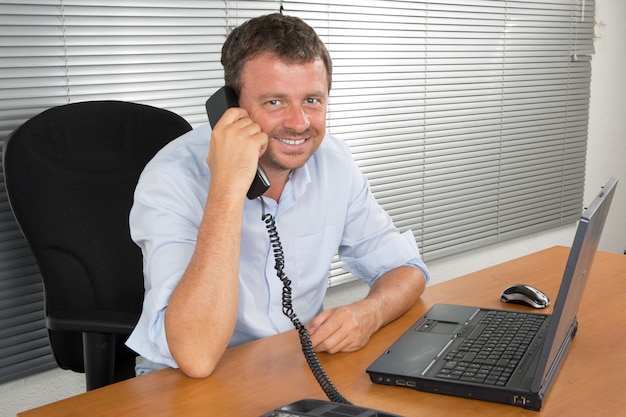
[{"x1": 221, "y1": 13, "x2": 332, "y2": 94}]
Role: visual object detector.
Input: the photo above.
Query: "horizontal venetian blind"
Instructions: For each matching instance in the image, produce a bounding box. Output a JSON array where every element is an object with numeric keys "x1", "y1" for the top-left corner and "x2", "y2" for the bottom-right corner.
[
  {"x1": 1, "y1": 0, "x2": 69, "y2": 385},
  {"x1": 283, "y1": 0, "x2": 594, "y2": 285},
  {"x1": 0, "y1": 0, "x2": 595, "y2": 382},
  {"x1": 54, "y1": 0, "x2": 278, "y2": 126}
]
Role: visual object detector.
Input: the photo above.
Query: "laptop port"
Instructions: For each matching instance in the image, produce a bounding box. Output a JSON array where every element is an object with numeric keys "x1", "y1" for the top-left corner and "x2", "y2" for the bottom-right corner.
[
  {"x1": 396, "y1": 379, "x2": 406, "y2": 386},
  {"x1": 513, "y1": 395, "x2": 528, "y2": 405},
  {"x1": 406, "y1": 380, "x2": 416, "y2": 388}
]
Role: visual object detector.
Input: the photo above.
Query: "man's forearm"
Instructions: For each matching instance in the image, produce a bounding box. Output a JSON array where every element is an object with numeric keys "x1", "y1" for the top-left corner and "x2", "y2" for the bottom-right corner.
[
  {"x1": 364, "y1": 265, "x2": 426, "y2": 331},
  {"x1": 164, "y1": 190, "x2": 245, "y2": 378}
]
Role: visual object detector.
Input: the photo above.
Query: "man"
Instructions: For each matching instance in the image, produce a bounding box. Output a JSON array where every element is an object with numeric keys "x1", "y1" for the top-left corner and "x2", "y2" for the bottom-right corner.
[{"x1": 126, "y1": 13, "x2": 429, "y2": 378}]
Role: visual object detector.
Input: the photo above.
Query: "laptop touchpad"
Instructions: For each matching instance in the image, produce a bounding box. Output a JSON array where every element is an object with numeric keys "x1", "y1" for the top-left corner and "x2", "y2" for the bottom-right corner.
[{"x1": 370, "y1": 332, "x2": 453, "y2": 374}]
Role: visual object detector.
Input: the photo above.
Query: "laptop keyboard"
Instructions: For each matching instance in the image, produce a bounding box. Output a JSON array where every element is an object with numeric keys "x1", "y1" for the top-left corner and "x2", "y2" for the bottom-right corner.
[{"x1": 436, "y1": 310, "x2": 547, "y2": 386}]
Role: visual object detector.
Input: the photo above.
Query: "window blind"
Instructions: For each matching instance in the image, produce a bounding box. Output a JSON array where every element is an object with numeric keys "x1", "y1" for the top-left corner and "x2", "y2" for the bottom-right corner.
[
  {"x1": 1, "y1": 0, "x2": 68, "y2": 385},
  {"x1": 0, "y1": 0, "x2": 595, "y2": 382},
  {"x1": 282, "y1": 0, "x2": 594, "y2": 284}
]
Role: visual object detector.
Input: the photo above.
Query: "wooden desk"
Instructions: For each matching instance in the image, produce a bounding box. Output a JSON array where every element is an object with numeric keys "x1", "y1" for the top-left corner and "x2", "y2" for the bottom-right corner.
[{"x1": 19, "y1": 247, "x2": 626, "y2": 417}]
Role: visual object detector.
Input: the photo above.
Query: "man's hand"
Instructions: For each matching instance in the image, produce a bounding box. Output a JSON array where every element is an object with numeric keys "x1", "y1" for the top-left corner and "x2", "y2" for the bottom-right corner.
[
  {"x1": 308, "y1": 266, "x2": 426, "y2": 354},
  {"x1": 307, "y1": 303, "x2": 378, "y2": 354},
  {"x1": 207, "y1": 107, "x2": 268, "y2": 198}
]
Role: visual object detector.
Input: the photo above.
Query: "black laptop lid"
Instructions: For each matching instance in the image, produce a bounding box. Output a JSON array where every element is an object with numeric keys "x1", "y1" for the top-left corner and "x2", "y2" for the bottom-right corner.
[{"x1": 531, "y1": 177, "x2": 618, "y2": 392}]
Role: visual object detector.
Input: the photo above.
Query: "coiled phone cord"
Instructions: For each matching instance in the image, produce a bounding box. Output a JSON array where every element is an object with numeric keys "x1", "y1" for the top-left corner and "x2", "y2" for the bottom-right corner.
[{"x1": 259, "y1": 197, "x2": 351, "y2": 405}]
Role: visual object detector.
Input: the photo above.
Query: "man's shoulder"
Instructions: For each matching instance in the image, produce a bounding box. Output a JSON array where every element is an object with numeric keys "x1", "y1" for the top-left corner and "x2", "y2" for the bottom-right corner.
[{"x1": 143, "y1": 124, "x2": 211, "y2": 176}]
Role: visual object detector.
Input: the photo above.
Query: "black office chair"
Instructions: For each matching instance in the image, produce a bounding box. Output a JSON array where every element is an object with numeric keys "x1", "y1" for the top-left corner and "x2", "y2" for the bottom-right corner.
[{"x1": 2, "y1": 101, "x2": 192, "y2": 390}]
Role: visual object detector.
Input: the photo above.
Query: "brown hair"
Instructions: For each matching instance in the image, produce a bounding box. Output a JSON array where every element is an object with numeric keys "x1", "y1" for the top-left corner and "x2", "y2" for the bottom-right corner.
[{"x1": 221, "y1": 13, "x2": 332, "y2": 94}]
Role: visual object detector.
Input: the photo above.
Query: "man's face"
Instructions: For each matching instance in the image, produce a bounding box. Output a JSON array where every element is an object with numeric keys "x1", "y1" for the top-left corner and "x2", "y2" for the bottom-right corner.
[{"x1": 238, "y1": 52, "x2": 329, "y2": 174}]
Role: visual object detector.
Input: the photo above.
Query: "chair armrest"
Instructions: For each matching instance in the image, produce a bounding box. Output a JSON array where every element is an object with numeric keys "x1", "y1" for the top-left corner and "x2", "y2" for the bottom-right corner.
[{"x1": 46, "y1": 310, "x2": 139, "y2": 334}]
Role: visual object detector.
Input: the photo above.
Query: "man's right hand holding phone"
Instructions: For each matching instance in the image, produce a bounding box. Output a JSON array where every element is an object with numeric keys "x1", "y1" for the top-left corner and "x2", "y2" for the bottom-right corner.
[{"x1": 207, "y1": 107, "x2": 268, "y2": 200}]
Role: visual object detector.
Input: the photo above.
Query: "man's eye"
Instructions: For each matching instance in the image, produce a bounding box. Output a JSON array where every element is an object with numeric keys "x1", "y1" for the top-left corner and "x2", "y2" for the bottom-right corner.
[
  {"x1": 306, "y1": 98, "x2": 318, "y2": 104},
  {"x1": 268, "y1": 100, "x2": 279, "y2": 106}
]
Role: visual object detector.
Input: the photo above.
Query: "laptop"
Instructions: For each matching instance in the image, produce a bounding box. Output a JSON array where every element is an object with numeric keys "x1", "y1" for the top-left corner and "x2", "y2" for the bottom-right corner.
[{"x1": 367, "y1": 177, "x2": 618, "y2": 411}]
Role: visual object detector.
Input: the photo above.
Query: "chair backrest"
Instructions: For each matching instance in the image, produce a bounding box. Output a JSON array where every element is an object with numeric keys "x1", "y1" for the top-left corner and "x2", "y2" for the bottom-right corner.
[{"x1": 2, "y1": 100, "x2": 192, "y2": 372}]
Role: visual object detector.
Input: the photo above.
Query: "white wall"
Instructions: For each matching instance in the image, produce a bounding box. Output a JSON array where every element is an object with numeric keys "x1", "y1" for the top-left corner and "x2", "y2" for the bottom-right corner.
[
  {"x1": 584, "y1": 0, "x2": 626, "y2": 254},
  {"x1": 2, "y1": 1, "x2": 624, "y2": 416}
]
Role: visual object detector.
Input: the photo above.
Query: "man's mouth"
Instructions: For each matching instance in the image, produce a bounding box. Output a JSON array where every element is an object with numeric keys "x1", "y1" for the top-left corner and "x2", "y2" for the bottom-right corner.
[{"x1": 276, "y1": 137, "x2": 306, "y2": 145}]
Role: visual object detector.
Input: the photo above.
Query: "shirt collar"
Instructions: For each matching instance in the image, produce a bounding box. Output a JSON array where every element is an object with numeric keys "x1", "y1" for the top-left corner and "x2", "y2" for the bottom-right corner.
[{"x1": 278, "y1": 160, "x2": 311, "y2": 209}]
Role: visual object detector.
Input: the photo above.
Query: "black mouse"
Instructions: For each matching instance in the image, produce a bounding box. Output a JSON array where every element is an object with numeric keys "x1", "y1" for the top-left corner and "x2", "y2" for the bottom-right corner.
[{"x1": 500, "y1": 284, "x2": 550, "y2": 309}]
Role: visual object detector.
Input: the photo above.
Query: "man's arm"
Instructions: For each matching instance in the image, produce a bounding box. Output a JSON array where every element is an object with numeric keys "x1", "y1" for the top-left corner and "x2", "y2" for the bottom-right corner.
[
  {"x1": 164, "y1": 108, "x2": 267, "y2": 378},
  {"x1": 308, "y1": 265, "x2": 426, "y2": 353}
]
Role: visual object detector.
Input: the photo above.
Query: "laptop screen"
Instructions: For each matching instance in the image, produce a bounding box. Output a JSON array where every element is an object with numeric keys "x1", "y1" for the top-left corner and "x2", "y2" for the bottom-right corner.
[{"x1": 531, "y1": 177, "x2": 618, "y2": 391}]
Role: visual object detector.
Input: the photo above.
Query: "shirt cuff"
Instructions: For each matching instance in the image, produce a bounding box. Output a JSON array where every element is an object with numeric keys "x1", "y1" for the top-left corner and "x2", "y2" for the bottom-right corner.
[{"x1": 342, "y1": 230, "x2": 430, "y2": 286}]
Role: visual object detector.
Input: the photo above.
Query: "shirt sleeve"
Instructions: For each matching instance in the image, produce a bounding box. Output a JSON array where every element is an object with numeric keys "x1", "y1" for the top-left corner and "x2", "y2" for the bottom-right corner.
[
  {"x1": 342, "y1": 229, "x2": 429, "y2": 286},
  {"x1": 338, "y1": 160, "x2": 430, "y2": 286},
  {"x1": 126, "y1": 167, "x2": 204, "y2": 368}
]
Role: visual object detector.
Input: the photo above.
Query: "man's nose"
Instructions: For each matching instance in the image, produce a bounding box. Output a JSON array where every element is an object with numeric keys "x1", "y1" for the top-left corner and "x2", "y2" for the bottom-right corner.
[{"x1": 284, "y1": 105, "x2": 310, "y2": 132}]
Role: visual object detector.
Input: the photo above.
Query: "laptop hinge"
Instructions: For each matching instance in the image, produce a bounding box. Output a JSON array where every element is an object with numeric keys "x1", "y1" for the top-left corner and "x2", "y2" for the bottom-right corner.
[{"x1": 531, "y1": 318, "x2": 578, "y2": 393}]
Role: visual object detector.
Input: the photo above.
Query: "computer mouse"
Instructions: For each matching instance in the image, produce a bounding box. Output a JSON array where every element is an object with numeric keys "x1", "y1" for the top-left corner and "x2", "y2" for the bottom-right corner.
[{"x1": 500, "y1": 284, "x2": 550, "y2": 309}]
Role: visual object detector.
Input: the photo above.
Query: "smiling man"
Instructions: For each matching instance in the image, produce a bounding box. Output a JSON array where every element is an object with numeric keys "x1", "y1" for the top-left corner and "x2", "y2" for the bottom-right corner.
[{"x1": 126, "y1": 13, "x2": 429, "y2": 378}]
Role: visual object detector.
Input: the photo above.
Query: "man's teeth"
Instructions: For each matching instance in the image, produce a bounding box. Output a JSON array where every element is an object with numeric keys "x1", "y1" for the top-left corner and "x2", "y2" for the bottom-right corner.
[{"x1": 276, "y1": 137, "x2": 305, "y2": 145}]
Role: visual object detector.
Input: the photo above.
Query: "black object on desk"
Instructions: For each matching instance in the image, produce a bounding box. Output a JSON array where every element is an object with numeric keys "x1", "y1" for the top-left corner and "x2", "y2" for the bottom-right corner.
[{"x1": 260, "y1": 398, "x2": 403, "y2": 417}]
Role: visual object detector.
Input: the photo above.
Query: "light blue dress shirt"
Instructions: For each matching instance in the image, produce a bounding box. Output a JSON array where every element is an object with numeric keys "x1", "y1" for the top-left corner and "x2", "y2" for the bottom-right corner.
[{"x1": 126, "y1": 124, "x2": 429, "y2": 372}]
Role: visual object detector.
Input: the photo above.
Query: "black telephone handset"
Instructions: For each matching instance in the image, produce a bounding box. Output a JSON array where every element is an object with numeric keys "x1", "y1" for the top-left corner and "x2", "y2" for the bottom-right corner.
[{"x1": 205, "y1": 86, "x2": 270, "y2": 200}]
